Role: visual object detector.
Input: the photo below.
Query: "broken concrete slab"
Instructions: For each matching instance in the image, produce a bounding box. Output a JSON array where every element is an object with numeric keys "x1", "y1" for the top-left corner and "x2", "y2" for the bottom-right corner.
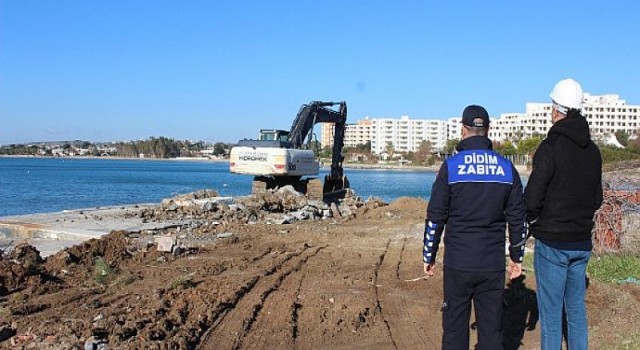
[
  {"x1": 0, "y1": 205, "x2": 184, "y2": 257},
  {"x1": 0, "y1": 189, "x2": 383, "y2": 258},
  {"x1": 155, "y1": 235, "x2": 176, "y2": 252}
]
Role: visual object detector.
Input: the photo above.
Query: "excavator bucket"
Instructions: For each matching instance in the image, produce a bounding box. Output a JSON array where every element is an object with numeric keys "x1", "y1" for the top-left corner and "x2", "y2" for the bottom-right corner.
[{"x1": 322, "y1": 175, "x2": 350, "y2": 200}]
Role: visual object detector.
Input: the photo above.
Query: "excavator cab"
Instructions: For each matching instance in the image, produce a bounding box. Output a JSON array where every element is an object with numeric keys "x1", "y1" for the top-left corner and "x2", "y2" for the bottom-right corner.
[{"x1": 258, "y1": 129, "x2": 289, "y2": 142}]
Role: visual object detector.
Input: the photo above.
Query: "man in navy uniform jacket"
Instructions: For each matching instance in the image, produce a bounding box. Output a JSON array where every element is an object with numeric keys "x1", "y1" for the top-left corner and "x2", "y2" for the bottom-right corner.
[{"x1": 423, "y1": 105, "x2": 526, "y2": 350}]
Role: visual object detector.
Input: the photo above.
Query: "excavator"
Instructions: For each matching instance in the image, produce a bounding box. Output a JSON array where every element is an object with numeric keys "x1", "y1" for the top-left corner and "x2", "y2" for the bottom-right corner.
[{"x1": 229, "y1": 101, "x2": 349, "y2": 201}]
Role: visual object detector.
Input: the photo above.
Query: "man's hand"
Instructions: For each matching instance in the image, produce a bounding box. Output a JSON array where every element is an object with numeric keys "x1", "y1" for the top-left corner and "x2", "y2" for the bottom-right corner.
[
  {"x1": 424, "y1": 262, "x2": 436, "y2": 276},
  {"x1": 508, "y1": 260, "x2": 522, "y2": 280}
]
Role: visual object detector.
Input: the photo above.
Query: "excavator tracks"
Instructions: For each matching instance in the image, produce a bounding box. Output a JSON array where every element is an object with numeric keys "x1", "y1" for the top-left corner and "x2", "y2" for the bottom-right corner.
[
  {"x1": 305, "y1": 179, "x2": 323, "y2": 201},
  {"x1": 252, "y1": 176, "x2": 325, "y2": 201},
  {"x1": 252, "y1": 177, "x2": 268, "y2": 195}
]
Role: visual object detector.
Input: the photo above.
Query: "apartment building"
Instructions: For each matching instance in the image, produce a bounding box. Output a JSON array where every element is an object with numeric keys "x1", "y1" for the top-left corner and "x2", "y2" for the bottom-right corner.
[
  {"x1": 489, "y1": 93, "x2": 640, "y2": 142},
  {"x1": 323, "y1": 93, "x2": 639, "y2": 154},
  {"x1": 323, "y1": 116, "x2": 448, "y2": 154},
  {"x1": 320, "y1": 123, "x2": 335, "y2": 149},
  {"x1": 321, "y1": 120, "x2": 374, "y2": 151},
  {"x1": 344, "y1": 118, "x2": 373, "y2": 147},
  {"x1": 584, "y1": 94, "x2": 640, "y2": 137},
  {"x1": 447, "y1": 117, "x2": 462, "y2": 141}
]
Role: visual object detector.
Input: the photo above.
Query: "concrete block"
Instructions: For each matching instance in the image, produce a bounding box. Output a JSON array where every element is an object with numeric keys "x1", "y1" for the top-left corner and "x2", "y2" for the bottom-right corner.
[{"x1": 156, "y1": 236, "x2": 175, "y2": 252}]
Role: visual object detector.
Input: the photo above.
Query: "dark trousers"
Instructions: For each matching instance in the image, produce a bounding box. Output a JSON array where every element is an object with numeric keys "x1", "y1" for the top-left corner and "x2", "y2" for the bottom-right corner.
[{"x1": 442, "y1": 267, "x2": 505, "y2": 350}]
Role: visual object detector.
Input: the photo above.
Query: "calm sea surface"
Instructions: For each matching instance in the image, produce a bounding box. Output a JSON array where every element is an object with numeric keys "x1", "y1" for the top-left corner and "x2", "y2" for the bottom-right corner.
[{"x1": 0, "y1": 157, "x2": 436, "y2": 217}]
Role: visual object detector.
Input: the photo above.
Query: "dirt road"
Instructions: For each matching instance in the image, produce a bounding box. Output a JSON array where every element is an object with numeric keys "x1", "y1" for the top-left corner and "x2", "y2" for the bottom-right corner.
[{"x1": 2, "y1": 197, "x2": 639, "y2": 349}]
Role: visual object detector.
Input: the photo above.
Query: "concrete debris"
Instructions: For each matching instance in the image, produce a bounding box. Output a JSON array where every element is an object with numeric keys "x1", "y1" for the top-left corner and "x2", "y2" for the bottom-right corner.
[
  {"x1": 1, "y1": 188, "x2": 387, "y2": 261},
  {"x1": 330, "y1": 202, "x2": 341, "y2": 218},
  {"x1": 307, "y1": 200, "x2": 329, "y2": 210},
  {"x1": 132, "y1": 188, "x2": 382, "y2": 232},
  {"x1": 216, "y1": 232, "x2": 235, "y2": 239},
  {"x1": 276, "y1": 185, "x2": 301, "y2": 195},
  {"x1": 84, "y1": 335, "x2": 108, "y2": 350},
  {"x1": 155, "y1": 236, "x2": 176, "y2": 253}
]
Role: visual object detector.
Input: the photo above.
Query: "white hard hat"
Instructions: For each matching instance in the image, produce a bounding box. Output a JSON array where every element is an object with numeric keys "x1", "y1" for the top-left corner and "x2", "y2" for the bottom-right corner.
[{"x1": 549, "y1": 78, "x2": 584, "y2": 110}]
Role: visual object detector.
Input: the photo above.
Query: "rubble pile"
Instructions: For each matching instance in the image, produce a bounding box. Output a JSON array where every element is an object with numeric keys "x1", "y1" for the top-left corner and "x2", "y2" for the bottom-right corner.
[{"x1": 127, "y1": 186, "x2": 386, "y2": 229}]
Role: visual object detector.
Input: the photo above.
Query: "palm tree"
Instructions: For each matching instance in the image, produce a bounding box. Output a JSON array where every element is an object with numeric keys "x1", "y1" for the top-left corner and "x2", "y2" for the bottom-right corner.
[{"x1": 385, "y1": 142, "x2": 395, "y2": 160}]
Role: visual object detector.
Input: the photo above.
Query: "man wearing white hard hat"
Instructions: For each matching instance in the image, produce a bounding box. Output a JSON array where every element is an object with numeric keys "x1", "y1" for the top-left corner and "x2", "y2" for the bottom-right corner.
[{"x1": 525, "y1": 78, "x2": 603, "y2": 349}]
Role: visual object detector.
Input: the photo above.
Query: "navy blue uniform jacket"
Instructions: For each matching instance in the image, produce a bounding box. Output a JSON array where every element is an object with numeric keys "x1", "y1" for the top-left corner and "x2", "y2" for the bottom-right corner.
[{"x1": 424, "y1": 136, "x2": 526, "y2": 272}]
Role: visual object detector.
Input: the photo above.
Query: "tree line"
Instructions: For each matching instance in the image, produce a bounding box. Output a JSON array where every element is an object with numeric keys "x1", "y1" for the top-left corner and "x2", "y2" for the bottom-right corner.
[
  {"x1": 4, "y1": 133, "x2": 639, "y2": 165},
  {"x1": 0, "y1": 137, "x2": 232, "y2": 158}
]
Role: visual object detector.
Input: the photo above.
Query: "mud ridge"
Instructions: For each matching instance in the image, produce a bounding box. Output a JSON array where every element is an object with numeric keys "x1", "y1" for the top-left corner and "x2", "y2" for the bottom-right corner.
[
  {"x1": 231, "y1": 246, "x2": 325, "y2": 350},
  {"x1": 194, "y1": 248, "x2": 305, "y2": 348},
  {"x1": 396, "y1": 238, "x2": 406, "y2": 280},
  {"x1": 289, "y1": 267, "x2": 307, "y2": 346},
  {"x1": 197, "y1": 244, "x2": 323, "y2": 349},
  {"x1": 373, "y1": 238, "x2": 399, "y2": 350}
]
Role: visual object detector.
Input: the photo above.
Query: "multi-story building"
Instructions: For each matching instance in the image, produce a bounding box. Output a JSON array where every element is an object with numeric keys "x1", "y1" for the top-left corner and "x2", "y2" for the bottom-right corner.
[
  {"x1": 323, "y1": 116, "x2": 448, "y2": 154},
  {"x1": 447, "y1": 117, "x2": 462, "y2": 141},
  {"x1": 390, "y1": 117, "x2": 447, "y2": 153},
  {"x1": 487, "y1": 94, "x2": 639, "y2": 142},
  {"x1": 344, "y1": 118, "x2": 373, "y2": 147},
  {"x1": 579, "y1": 93, "x2": 639, "y2": 139},
  {"x1": 322, "y1": 93, "x2": 640, "y2": 154},
  {"x1": 320, "y1": 123, "x2": 336, "y2": 149},
  {"x1": 322, "y1": 119, "x2": 374, "y2": 150}
]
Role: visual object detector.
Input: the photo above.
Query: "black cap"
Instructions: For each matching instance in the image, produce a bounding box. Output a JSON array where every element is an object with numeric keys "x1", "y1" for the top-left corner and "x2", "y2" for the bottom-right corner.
[{"x1": 462, "y1": 105, "x2": 490, "y2": 127}]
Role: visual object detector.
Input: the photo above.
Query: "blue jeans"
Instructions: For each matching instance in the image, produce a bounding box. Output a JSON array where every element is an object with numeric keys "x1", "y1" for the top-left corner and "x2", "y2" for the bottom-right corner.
[{"x1": 534, "y1": 239, "x2": 591, "y2": 350}]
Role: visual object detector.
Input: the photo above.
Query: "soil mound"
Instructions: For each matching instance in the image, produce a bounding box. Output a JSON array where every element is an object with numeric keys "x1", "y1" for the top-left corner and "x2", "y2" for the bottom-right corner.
[
  {"x1": 387, "y1": 196, "x2": 427, "y2": 212},
  {"x1": 0, "y1": 243, "x2": 45, "y2": 296},
  {"x1": 359, "y1": 196, "x2": 426, "y2": 221},
  {"x1": 46, "y1": 231, "x2": 131, "y2": 273}
]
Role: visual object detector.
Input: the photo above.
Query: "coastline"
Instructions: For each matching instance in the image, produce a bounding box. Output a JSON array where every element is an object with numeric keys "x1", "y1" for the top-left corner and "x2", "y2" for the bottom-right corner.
[
  {"x1": 0, "y1": 154, "x2": 229, "y2": 162},
  {"x1": 341, "y1": 162, "x2": 440, "y2": 172},
  {"x1": 342, "y1": 162, "x2": 531, "y2": 176},
  {"x1": 1, "y1": 155, "x2": 531, "y2": 175}
]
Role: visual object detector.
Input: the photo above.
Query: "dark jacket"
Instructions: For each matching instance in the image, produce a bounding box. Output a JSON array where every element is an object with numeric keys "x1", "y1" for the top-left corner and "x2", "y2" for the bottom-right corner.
[
  {"x1": 423, "y1": 136, "x2": 526, "y2": 272},
  {"x1": 525, "y1": 115, "x2": 603, "y2": 242}
]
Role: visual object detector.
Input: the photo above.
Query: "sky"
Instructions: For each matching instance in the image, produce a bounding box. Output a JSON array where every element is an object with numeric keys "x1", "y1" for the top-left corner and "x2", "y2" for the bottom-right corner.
[{"x1": 1, "y1": 1, "x2": 639, "y2": 145}]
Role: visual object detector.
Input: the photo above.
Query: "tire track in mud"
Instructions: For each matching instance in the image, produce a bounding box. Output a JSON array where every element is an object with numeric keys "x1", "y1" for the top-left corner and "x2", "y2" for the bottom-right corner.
[
  {"x1": 197, "y1": 244, "x2": 324, "y2": 350},
  {"x1": 240, "y1": 261, "x2": 308, "y2": 349},
  {"x1": 9, "y1": 288, "x2": 97, "y2": 316},
  {"x1": 375, "y1": 237, "x2": 439, "y2": 349},
  {"x1": 373, "y1": 239, "x2": 399, "y2": 350},
  {"x1": 290, "y1": 273, "x2": 305, "y2": 348},
  {"x1": 395, "y1": 238, "x2": 405, "y2": 280}
]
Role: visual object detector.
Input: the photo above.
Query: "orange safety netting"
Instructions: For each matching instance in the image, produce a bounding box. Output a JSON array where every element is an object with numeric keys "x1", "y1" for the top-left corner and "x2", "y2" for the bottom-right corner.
[{"x1": 593, "y1": 185, "x2": 640, "y2": 252}]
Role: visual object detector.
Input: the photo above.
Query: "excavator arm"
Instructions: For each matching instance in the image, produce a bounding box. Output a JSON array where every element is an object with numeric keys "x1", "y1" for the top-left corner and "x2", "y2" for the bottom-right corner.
[{"x1": 287, "y1": 101, "x2": 347, "y2": 181}]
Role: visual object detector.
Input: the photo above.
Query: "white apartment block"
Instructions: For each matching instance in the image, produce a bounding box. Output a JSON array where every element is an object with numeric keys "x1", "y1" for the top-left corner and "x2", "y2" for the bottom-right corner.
[
  {"x1": 583, "y1": 94, "x2": 640, "y2": 137},
  {"x1": 323, "y1": 93, "x2": 640, "y2": 154},
  {"x1": 488, "y1": 93, "x2": 640, "y2": 142},
  {"x1": 447, "y1": 117, "x2": 462, "y2": 141},
  {"x1": 323, "y1": 116, "x2": 448, "y2": 154}
]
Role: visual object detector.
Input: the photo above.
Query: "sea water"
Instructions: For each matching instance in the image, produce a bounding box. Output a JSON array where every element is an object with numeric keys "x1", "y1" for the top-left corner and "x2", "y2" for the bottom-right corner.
[{"x1": 0, "y1": 157, "x2": 436, "y2": 217}]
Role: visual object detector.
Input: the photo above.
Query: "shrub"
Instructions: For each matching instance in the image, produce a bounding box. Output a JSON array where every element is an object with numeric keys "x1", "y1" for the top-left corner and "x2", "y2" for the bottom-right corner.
[{"x1": 94, "y1": 257, "x2": 113, "y2": 285}]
